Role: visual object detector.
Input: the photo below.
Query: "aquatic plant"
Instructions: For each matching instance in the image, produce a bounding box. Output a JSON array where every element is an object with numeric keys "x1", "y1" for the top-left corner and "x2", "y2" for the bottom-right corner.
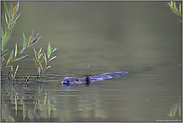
[
  {"x1": 33, "y1": 42, "x2": 57, "y2": 80},
  {"x1": 1, "y1": 2, "x2": 41, "y2": 70},
  {"x1": 7, "y1": 65, "x2": 19, "y2": 84},
  {"x1": 167, "y1": 1, "x2": 182, "y2": 21}
]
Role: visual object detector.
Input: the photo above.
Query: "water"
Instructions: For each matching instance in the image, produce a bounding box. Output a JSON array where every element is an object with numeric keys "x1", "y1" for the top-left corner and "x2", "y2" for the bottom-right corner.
[{"x1": 1, "y1": 1, "x2": 182, "y2": 122}]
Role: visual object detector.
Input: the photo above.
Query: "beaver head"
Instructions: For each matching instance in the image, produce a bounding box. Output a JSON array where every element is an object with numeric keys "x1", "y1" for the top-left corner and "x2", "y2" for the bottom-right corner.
[
  {"x1": 61, "y1": 77, "x2": 78, "y2": 85},
  {"x1": 85, "y1": 76, "x2": 91, "y2": 86},
  {"x1": 61, "y1": 76, "x2": 91, "y2": 88}
]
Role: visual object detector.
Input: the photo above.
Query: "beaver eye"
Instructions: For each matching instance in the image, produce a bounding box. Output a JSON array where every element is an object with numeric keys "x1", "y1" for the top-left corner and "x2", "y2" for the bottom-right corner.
[{"x1": 76, "y1": 79, "x2": 79, "y2": 81}]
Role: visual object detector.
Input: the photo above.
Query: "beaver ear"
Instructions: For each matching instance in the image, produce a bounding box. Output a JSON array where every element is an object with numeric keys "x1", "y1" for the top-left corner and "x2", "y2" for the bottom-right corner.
[{"x1": 85, "y1": 77, "x2": 91, "y2": 86}]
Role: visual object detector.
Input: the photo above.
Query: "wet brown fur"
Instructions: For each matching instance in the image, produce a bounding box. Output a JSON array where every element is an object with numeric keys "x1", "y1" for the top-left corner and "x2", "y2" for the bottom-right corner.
[{"x1": 61, "y1": 77, "x2": 88, "y2": 85}]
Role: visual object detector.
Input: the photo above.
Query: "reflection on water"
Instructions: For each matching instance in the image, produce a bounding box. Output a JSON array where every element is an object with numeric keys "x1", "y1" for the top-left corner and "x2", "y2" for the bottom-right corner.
[{"x1": 1, "y1": 1, "x2": 182, "y2": 122}]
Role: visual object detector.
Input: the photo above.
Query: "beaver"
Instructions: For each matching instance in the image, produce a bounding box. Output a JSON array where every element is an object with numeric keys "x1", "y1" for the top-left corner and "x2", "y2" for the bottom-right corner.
[{"x1": 61, "y1": 71, "x2": 129, "y2": 88}]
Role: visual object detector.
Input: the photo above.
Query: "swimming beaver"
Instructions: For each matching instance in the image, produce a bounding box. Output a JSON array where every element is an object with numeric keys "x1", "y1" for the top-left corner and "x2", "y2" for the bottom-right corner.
[{"x1": 61, "y1": 71, "x2": 129, "y2": 88}]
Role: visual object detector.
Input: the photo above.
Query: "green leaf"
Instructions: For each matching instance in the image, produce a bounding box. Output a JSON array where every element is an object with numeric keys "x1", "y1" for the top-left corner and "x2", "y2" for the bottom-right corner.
[
  {"x1": 179, "y1": 4, "x2": 181, "y2": 13},
  {"x1": 1, "y1": 24, "x2": 4, "y2": 37},
  {"x1": 9, "y1": 116, "x2": 15, "y2": 122},
  {"x1": 22, "y1": 33, "x2": 27, "y2": 49},
  {"x1": 38, "y1": 47, "x2": 43, "y2": 54},
  {"x1": 1, "y1": 58, "x2": 5, "y2": 63},
  {"x1": 1, "y1": 49, "x2": 8, "y2": 55},
  {"x1": 15, "y1": 43, "x2": 17, "y2": 57},
  {"x1": 27, "y1": 109, "x2": 32, "y2": 120},
  {"x1": 4, "y1": 2, "x2": 9, "y2": 18},
  {"x1": 172, "y1": 10, "x2": 181, "y2": 16},
  {"x1": 28, "y1": 34, "x2": 33, "y2": 45},
  {"x1": 33, "y1": 58, "x2": 38, "y2": 68},
  {"x1": 173, "y1": 1, "x2": 178, "y2": 12},
  {"x1": 43, "y1": 53, "x2": 47, "y2": 65},
  {"x1": 14, "y1": 55, "x2": 29, "y2": 62},
  {"x1": 9, "y1": 49, "x2": 14, "y2": 60},
  {"x1": 2, "y1": 35, "x2": 10, "y2": 51},
  {"x1": 7, "y1": 24, "x2": 15, "y2": 37},
  {"x1": 13, "y1": 2, "x2": 19, "y2": 16},
  {"x1": 52, "y1": 48, "x2": 57, "y2": 53},
  {"x1": 4, "y1": 1, "x2": 8, "y2": 11},
  {"x1": 23, "y1": 104, "x2": 26, "y2": 120},
  {"x1": 6, "y1": 58, "x2": 12, "y2": 65},
  {"x1": 8, "y1": 9, "x2": 12, "y2": 23},
  {"x1": 10, "y1": 3, "x2": 14, "y2": 16},
  {"x1": 48, "y1": 56, "x2": 56, "y2": 62},
  {"x1": 47, "y1": 42, "x2": 51, "y2": 58},
  {"x1": 1, "y1": 50, "x2": 10, "y2": 58},
  {"x1": 46, "y1": 66, "x2": 51, "y2": 70},
  {"x1": 33, "y1": 48, "x2": 38, "y2": 61},
  {"x1": 39, "y1": 61, "x2": 43, "y2": 71},
  {"x1": 2, "y1": 16, "x2": 7, "y2": 32},
  {"x1": 38, "y1": 67, "x2": 41, "y2": 75},
  {"x1": 38, "y1": 53, "x2": 44, "y2": 60},
  {"x1": 28, "y1": 36, "x2": 42, "y2": 48},
  {"x1": 1, "y1": 62, "x2": 6, "y2": 67},
  {"x1": 4, "y1": 12, "x2": 9, "y2": 26},
  {"x1": 1, "y1": 58, "x2": 6, "y2": 67},
  {"x1": 167, "y1": 2, "x2": 173, "y2": 9},
  {"x1": 12, "y1": 13, "x2": 21, "y2": 25}
]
